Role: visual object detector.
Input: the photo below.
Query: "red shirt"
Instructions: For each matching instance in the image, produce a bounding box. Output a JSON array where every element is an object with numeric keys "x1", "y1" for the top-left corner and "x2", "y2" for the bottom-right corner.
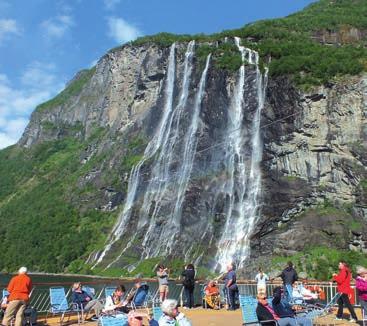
[
  {"x1": 333, "y1": 266, "x2": 352, "y2": 294},
  {"x1": 205, "y1": 284, "x2": 219, "y2": 295},
  {"x1": 7, "y1": 274, "x2": 33, "y2": 301}
]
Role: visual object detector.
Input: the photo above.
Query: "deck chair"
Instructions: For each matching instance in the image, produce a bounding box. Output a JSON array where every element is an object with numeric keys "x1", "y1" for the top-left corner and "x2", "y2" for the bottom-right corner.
[
  {"x1": 152, "y1": 306, "x2": 162, "y2": 321},
  {"x1": 131, "y1": 283, "x2": 150, "y2": 309},
  {"x1": 301, "y1": 292, "x2": 341, "y2": 320},
  {"x1": 46, "y1": 286, "x2": 80, "y2": 325},
  {"x1": 99, "y1": 314, "x2": 128, "y2": 326},
  {"x1": 104, "y1": 287, "x2": 115, "y2": 298},
  {"x1": 239, "y1": 295, "x2": 277, "y2": 325},
  {"x1": 81, "y1": 286, "x2": 95, "y2": 299},
  {"x1": 71, "y1": 286, "x2": 97, "y2": 323}
]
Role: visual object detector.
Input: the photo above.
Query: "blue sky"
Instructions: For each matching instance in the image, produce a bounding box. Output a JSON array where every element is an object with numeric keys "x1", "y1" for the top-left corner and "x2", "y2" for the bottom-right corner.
[{"x1": 0, "y1": 0, "x2": 316, "y2": 149}]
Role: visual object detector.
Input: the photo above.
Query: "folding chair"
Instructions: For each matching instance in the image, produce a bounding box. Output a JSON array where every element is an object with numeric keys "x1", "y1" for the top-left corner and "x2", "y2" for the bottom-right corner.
[
  {"x1": 81, "y1": 286, "x2": 95, "y2": 299},
  {"x1": 238, "y1": 295, "x2": 277, "y2": 325},
  {"x1": 99, "y1": 314, "x2": 128, "y2": 326},
  {"x1": 46, "y1": 286, "x2": 80, "y2": 325},
  {"x1": 72, "y1": 286, "x2": 97, "y2": 323},
  {"x1": 104, "y1": 287, "x2": 115, "y2": 298},
  {"x1": 131, "y1": 283, "x2": 151, "y2": 309},
  {"x1": 300, "y1": 292, "x2": 341, "y2": 320},
  {"x1": 152, "y1": 306, "x2": 162, "y2": 321}
]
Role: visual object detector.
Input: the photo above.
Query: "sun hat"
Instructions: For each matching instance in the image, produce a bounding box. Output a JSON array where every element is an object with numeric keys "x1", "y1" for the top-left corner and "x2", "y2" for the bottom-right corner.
[{"x1": 18, "y1": 267, "x2": 27, "y2": 274}]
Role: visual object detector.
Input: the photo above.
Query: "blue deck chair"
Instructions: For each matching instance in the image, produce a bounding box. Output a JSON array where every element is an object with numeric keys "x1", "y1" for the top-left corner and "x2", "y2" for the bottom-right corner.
[
  {"x1": 239, "y1": 295, "x2": 277, "y2": 326},
  {"x1": 82, "y1": 286, "x2": 95, "y2": 299},
  {"x1": 72, "y1": 286, "x2": 97, "y2": 323},
  {"x1": 301, "y1": 292, "x2": 341, "y2": 320},
  {"x1": 47, "y1": 286, "x2": 80, "y2": 325},
  {"x1": 99, "y1": 314, "x2": 128, "y2": 326},
  {"x1": 152, "y1": 306, "x2": 162, "y2": 321},
  {"x1": 104, "y1": 287, "x2": 115, "y2": 299},
  {"x1": 131, "y1": 283, "x2": 150, "y2": 309},
  {"x1": 2, "y1": 289, "x2": 9, "y2": 298}
]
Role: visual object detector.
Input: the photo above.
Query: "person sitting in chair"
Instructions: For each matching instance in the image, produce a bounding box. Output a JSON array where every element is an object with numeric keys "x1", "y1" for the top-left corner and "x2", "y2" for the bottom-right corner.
[
  {"x1": 204, "y1": 281, "x2": 220, "y2": 310},
  {"x1": 126, "y1": 279, "x2": 149, "y2": 308},
  {"x1": 71, "y1": 282, "x2": 103, "y2": 320},
  {"x1": 271, "y1": 287, "x2": 312, "y2": 326},
  {"x1": 256, "y1": 291, "x2": 312, "y2": 326},
  {"x1": 104, "y1": 285, "x2": 129, "y2": 314}
]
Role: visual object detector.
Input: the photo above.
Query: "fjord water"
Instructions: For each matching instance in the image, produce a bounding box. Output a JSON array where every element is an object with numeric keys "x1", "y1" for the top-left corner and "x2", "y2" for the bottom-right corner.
[{"x1": 92, "y1": 38, "x2": 268, "y2": 272}]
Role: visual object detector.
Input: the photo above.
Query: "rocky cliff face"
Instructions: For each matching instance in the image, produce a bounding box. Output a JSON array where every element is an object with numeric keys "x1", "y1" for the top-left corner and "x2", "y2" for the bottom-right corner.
[{"x1": 19, "y1": 40, "x2": 367, "y2": 276}]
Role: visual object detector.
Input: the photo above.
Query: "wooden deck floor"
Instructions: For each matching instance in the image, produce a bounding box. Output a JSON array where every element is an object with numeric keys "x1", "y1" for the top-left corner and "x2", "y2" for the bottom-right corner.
[{"x1": 40, "y1": 307, "x2": 363, "y2": 326}]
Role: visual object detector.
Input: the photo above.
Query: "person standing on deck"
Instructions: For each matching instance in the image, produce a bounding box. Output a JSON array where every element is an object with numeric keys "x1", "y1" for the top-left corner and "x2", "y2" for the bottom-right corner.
[
  {"x1": 255, "y1": 267, "x2": 269, "y2": 296},
  {"x1": 333, "y1": 260, "x2": 358, "y2": 323},
  {"x1": 157, "y1": 264, "x2": 169, "y2": 303},
  {"x1": 279, "y1": 261, "x2": 298, "y2": 303},
  {"x1": 3, "y1": 267, "x2": 32, "y2": 326},
  {"x1": 224, "y1": 262, "x2": 238, "y2": 310}
]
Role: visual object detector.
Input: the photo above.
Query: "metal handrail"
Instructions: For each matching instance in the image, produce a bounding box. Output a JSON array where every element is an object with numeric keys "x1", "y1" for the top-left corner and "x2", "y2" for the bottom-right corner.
[{"x1": 2, "y1": 281, "x2": 361, "y2": 313}]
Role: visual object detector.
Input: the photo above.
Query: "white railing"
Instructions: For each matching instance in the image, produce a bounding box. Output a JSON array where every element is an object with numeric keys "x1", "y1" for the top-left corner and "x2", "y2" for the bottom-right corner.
[{"x1": 1, "y1": 281, "x2": 361, "y2": 313}]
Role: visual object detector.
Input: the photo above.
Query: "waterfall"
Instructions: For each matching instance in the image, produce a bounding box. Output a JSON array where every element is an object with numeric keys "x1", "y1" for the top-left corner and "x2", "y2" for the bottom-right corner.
[
  {"x1": 215, "y1": 37, "x2": 268, "y2": 271},
  {"x1": 142, "y1": 53, "x2": 212, "y2": 257},
  {"x1": 91, "y1": 43, "x2": 177, "y2": 267}
]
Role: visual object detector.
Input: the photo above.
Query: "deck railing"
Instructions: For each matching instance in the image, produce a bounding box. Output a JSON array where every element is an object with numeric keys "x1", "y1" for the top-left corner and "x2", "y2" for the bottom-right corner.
[{"x1": 0, "y1": 281, "x2": 359, "y2": 313}]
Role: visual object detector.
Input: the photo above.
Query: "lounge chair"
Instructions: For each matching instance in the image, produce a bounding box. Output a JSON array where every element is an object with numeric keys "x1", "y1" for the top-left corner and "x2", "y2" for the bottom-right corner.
[
  {"x1": 239, "y1": 295, "x2": 277, "y2": 325},
  {"x1": 152, "y1": 306, "x2": 162, "y2": 321},
  {"x1": 131, "y1": 283, "x2": 151, "y2": 309},
  {"x1": 46, "y1": 286, "x2": 81, "y2": 325},
  {"x1": 99, "y1": 314, "x2": 128, "y2": 326}
]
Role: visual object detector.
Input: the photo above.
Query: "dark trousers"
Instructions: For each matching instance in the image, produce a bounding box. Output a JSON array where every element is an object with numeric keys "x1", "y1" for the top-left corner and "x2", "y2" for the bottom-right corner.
[
  {"x1": 227, "y1": 287, "x2": 237, "y2": 310},
  {"x1": 184, "y1": 287, "x2": 194, "y2": 308},
  {"x1": 337, "y1": 293, "x2": 357, "y2": 320}
]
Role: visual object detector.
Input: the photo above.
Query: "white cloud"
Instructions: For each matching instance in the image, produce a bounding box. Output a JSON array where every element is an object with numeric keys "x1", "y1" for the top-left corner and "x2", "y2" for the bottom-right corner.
[
  {"x1": 0, "y1": 63, "x2": 64, "y2": 149},
  {"x1": 104, "y1": 0, "x2": 121, "y2": 10},
  {"x1": 41, "y1": 15, "x2": 74, "y2": 39},
  {"x1": 107, "y1": 17, "x2": 141, "y2": 44},
  {"x1": 0, "y1": 132, "x2": 17, "y2": 149},
  {"x1": 0, "y1": 18, "x2": 21, "y2": 45}
]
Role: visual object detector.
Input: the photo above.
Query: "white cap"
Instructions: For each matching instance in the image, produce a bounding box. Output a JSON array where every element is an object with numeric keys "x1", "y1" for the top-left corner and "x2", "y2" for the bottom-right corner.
[{"x1": 18, "y1": 267, "x2": 27, "y2": 274}]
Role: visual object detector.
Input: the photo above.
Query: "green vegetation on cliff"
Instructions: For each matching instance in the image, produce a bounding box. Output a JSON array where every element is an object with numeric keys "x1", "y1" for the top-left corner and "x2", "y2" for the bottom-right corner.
[
  {"x1": 133, "y1": 0, "x2": 367, "y2": 88},
  {"x1": 272, "y1": 247, "x2": 367, "y2": 280},
  {"x1": 36, "y1": 67, "x2": 96, "y2": 113},
  {"x1": 0, "y1": 132, "x2": 114, "y2": 272}
]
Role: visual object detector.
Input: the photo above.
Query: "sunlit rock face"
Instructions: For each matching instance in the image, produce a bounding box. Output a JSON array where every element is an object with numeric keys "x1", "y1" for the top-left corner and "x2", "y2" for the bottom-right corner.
[{"x1": 19, "y1": 39, "x2": 367, "y2": 276}]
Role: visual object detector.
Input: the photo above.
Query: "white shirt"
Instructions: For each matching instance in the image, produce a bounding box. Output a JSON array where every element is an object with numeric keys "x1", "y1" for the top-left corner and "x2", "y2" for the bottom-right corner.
[{"x1": 255, "y1": 273, "x2": 269, "y2": 286}]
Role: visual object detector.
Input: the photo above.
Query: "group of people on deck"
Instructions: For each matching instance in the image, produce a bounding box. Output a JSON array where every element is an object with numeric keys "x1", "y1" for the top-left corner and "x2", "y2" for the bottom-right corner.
[
  {"x1": 255, "y1": 260, "x2": 367, "y2": 325},
  {"x1": 3, "y1": 259, "x2": 367, "y2": 326}
]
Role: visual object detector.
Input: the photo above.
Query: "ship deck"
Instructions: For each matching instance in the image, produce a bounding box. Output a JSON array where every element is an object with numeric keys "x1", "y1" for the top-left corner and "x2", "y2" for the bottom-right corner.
[{"x1": 40, "y1": 307, "x2": 362, "y2": 326}]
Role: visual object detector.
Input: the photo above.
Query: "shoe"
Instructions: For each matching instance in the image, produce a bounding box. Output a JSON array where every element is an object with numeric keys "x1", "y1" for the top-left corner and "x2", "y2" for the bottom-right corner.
[
  {"x1": 91, "y1": 316, "x2": 99, "y2": 321},
  {"x1": 335, "y1": 317, "x2": 342, "y2": 320},
  {"x1": 349, "y1": 318, "x2": 356, "y2": 323}
]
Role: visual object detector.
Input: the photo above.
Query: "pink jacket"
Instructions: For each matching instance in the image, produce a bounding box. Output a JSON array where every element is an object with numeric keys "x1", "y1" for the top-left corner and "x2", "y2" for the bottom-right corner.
[{"x1": 356, "y1": 277, "x2": 367, "y2": 301}]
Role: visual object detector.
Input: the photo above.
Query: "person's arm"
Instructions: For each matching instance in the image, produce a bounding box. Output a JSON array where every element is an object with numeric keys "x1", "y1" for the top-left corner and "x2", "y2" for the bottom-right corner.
[
  {"x1": 293, "y1": 270, "x2": 298, "y2": 283},
  {"x1": 272, "y1": 288, "x2": 281, "y2": 304},
  {"x1": 28, "y1": 279, "x2": 33, "y2": 293},
  {"x1": 7, "y1": 278, "x2": 14, "y2": 293},
  {"x1": 333, "y1": 269, "x2": 346, "y2": 284}
]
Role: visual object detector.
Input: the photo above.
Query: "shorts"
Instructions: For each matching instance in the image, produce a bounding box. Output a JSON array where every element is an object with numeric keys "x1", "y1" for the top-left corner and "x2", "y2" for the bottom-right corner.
[{"x1": 159, "y1": 285, "x2": 169, "y2": 293}]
